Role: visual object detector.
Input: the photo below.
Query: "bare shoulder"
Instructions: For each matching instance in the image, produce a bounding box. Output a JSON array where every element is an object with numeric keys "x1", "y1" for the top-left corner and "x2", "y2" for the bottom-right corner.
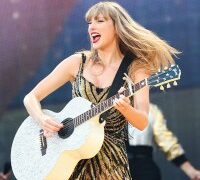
[
  {"x1": 56, "y1": 51, "x2": 92, "y2": 79},
  {"x1": 59, "y1": 53, "x2": 83, "y2": 79},
  {"x1": 62, "y1": 53, "x2": 82, "y2": 67},
  {"x1": 133, "y1": 68, "x2": 150, "y2": 82}
]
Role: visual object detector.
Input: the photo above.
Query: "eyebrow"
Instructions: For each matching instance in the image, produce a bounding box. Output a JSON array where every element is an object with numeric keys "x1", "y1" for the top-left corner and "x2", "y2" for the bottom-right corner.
[{"x1": 87, "y1": 15, "x2": 109, "y2": 22}]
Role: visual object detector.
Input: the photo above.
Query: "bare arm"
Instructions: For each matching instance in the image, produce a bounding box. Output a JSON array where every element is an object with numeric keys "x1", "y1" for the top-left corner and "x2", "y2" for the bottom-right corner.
[
  {"x1": 113, "y1": 69, "x2": 149, "y2": 130},
  {"x1": 180, "y1": 161, "x2": 200, "y2": 180},
  {"x1": 23, "y1": 54, "x2": 81, "y2": 135}
]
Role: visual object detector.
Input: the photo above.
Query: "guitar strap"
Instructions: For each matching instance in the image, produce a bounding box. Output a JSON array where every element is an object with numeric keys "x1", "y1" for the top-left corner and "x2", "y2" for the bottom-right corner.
[{"x1": 99, "y1": 52, "x2": 136, "y2": 122}]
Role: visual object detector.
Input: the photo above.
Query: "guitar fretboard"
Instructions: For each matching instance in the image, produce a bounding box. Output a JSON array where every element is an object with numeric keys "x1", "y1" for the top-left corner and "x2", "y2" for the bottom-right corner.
[{"x1": 73, "y1": 79, "x2": 146, "y2": 127}]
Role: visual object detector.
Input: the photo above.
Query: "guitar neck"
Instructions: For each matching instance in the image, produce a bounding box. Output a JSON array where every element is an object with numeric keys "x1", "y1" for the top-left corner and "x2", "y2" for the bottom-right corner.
[{"x1": 73, "y1": 79, "x2": 147, "y2": 127}]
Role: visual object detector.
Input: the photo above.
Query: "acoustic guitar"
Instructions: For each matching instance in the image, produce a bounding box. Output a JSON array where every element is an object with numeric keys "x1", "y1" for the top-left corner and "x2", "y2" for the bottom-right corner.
[{"x1": 11, "y1": 65, "x2": 181, "y2": 180}]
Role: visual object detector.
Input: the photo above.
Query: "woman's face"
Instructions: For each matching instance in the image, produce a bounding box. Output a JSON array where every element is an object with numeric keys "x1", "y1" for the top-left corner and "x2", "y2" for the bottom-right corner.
[{"x1": 88, "y1": 14, "x2": 117, "y2": 50}]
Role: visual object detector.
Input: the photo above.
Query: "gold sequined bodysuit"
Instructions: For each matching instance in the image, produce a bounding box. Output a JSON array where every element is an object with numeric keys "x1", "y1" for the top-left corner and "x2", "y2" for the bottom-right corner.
[{"x1": 69, "y1": 54, "x2": 132, "y2": 180}]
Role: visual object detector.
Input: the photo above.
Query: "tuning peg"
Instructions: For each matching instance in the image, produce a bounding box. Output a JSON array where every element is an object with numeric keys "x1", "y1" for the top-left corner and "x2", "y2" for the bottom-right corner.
[
  {"x1": 160, "y1": 85, "x2": 164, "y2": 91},
  {"x1": 167, "y1": 83, "x2": 171, "y2": 88},
  {"x1": 173, "y1": 81, "x2": 178, "y2": 86}
]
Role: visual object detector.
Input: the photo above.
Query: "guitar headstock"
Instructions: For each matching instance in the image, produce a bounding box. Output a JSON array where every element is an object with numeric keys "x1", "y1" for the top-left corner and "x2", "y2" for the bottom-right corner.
[{"x1": 148, "y1": 64, "x2": 181, "y2": 90}]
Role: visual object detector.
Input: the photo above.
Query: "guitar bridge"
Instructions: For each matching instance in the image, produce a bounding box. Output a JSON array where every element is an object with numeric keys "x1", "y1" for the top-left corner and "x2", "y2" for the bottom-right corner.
[{"x1": 39, "y1": 129, "x2": 47, "y2": 156}]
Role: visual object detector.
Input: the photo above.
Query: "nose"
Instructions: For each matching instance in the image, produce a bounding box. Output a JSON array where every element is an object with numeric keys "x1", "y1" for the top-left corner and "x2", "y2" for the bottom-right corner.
[{"x1": 88, "y1": 21, "x2": 96, "y2": 32}]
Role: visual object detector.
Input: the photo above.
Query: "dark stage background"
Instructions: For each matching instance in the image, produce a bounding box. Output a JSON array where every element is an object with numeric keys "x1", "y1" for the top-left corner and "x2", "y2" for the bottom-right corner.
[{"x1": 0, "y1": 0, "x2": 200, "y2": 179}]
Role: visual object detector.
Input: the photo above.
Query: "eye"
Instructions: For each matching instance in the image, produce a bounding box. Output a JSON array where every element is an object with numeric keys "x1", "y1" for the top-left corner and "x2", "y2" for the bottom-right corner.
[
  {"x1": 87, "y1": 21, "x2": 92, "y2": 25},
  {"x1": 96, "y1": 18, "x2": 105, "y2": 24}
]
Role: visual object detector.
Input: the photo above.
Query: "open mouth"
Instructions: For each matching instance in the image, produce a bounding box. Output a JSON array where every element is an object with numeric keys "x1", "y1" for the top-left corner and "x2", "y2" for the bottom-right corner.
[{"x1": 91, "y1": 33, "x2": 101, "y2": 43}]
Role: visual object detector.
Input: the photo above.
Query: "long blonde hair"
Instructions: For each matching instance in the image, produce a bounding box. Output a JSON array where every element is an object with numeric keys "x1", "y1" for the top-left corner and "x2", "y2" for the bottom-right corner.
[{"x1": 85, "y1": 1, "x2": 180, "y2": 75}]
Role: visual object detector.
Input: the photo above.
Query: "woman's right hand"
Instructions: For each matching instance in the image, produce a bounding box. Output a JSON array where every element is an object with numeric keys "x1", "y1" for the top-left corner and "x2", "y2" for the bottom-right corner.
[{"x1": 38, "y1": 114, "x2": 64, "y2": 137}]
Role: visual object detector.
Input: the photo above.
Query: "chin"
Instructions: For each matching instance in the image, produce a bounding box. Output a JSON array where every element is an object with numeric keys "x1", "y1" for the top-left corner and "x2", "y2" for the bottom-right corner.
[
  {"x1": 92, "y1": 42, "x2": 103, "y2": 50},
  {"x1": 92, "y1": 44, "x2": 99, "y2": 50},
  {"x1": 92, "y1": 46, "x2": 98, "y2": 50}
]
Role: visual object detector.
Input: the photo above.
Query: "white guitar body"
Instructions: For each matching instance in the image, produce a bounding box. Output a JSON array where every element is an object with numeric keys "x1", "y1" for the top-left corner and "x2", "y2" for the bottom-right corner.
[{"x1": 11, "y1": 97, "x2": 105, "y2": 180}]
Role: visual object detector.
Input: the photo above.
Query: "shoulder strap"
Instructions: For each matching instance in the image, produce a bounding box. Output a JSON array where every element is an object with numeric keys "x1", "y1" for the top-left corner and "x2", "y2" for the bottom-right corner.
[
  {"x1": 81, "y1": 53, "x2": 86, "y2": 64},
  {"x1": 77, "y1": 53, "x2": 86, "y2": 74},
  {"x1": 107, "y1": 52, "x2": 136, "y2": 98},
  {"x1": 100, "y1": 52, "x2": 136, "y2": 121}
]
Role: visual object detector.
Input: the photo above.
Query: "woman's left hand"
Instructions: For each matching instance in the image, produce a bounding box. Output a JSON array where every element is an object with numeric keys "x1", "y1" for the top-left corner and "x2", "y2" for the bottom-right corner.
[{"x1": 113, "y1": 87, "x2": 131, "y2": 113}]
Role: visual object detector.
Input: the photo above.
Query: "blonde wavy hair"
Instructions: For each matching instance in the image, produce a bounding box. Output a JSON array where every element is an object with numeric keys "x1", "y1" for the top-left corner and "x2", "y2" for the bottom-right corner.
[{"x1": 85, "y1": 1, "x2": 180, "y2": 75}]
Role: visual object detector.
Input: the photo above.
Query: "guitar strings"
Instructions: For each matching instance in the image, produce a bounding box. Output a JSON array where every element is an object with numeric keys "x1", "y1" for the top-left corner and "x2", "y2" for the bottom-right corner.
[{"x1": 60, "y1": 67, "x2": 179, "y2": 130}]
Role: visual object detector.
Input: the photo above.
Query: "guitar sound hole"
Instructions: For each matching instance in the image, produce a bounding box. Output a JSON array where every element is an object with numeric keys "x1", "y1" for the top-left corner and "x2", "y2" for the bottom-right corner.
[{"x1": 58, "y1": 118, "x2": 74, "y2": 139}]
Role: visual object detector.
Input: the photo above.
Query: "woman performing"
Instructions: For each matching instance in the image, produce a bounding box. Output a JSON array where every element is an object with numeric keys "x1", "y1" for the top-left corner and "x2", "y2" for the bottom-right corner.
[{"x1": 23, "y1": 1, "x2": 179, "y2": 179}]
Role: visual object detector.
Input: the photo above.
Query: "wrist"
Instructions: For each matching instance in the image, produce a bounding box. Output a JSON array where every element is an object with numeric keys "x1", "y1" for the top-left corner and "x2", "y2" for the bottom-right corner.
[
  {"x1": 180, "y1": 161, "x2": 195, "y2": 178},
  {"x1": 37, "y1": 112, "x2": 47, "y2": 122},
  {"x1": 124, "y1": 106, "x2": 148, "y2": 131},
  {"x1": 172, "y1": 154, "x2": 188, "y2": 167}
]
